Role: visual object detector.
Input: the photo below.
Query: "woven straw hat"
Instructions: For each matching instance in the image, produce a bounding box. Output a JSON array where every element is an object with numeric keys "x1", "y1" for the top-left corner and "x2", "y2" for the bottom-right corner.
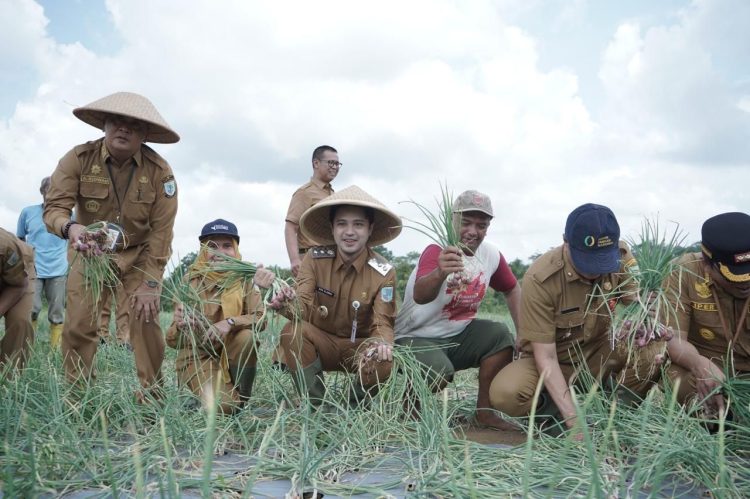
[
  {"x1": 73, "y1": 92, "x2": 180, "y2": 144},
  {"x1": 299, "y1": 185, "x2": 402, "y2": 246}
]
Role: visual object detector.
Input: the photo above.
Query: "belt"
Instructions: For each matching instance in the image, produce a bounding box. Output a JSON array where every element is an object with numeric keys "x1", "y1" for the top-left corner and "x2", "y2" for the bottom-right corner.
[{"x1": 299, "y1": 248, "x2": 309, "y2": 255}]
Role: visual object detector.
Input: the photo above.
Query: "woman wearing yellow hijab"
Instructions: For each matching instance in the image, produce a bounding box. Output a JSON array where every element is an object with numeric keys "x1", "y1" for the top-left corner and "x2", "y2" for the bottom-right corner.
[{"x1": 166, "y1": 219, "x2": 274, "y2": 414}]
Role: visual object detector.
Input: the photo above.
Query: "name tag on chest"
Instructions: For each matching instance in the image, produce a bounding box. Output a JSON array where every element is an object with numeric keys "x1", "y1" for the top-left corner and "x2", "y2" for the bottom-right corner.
[{"x1": 316, "y1": 286, "x2": 334, "y2": 297}]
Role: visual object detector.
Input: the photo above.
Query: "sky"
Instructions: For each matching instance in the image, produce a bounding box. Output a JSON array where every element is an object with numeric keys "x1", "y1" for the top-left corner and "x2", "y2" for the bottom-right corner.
[{"x1": 1, "y1": 0, "x2": 748, "y2": 272}]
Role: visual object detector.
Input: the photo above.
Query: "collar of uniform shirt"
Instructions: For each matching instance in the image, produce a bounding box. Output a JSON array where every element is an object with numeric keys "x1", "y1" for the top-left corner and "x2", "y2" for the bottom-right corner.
[
  {"x1": 333, "y1": 246, "x2": 370, "y2": 273},
  {"x1": 309, "y1": 176, "x2": 331, "y2": 190},
  {"x1": 101, "y1": 139, "x2": 144, "y2": 169}
]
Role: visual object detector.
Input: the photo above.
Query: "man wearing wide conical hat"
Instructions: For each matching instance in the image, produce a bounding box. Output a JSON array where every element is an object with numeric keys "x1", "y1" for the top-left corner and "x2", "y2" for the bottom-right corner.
[
  {"x1": 274, "y1": 185, "x2": 402, "y2": 406},
  {"x1": 44, "y1": 91, "x2": 179, "y2": 398}
]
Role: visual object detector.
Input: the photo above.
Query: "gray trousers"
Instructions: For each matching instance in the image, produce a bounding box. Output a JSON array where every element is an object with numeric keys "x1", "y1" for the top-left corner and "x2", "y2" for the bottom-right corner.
[{"x1": 32, "y1": 275, "x2": 66, "y2": 324}]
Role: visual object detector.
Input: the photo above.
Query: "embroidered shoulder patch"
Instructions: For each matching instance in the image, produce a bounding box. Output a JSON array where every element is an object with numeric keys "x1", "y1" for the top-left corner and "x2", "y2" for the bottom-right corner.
[
  {"x1": 380, "y1": 286, "x2": 394, "y2": 303},
  {"x1": 162, "y1": 175, "x2": 177, "y2": 198},
  {"x1": 312, "y1": 247, "x2": 336, "y2": 258},
  {"x1": 368, "y1": 258, "x2": 392, "y2": 276}
]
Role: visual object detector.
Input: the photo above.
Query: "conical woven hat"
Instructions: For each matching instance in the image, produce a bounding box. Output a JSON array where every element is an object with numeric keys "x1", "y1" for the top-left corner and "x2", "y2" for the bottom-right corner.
[
  {"x1": 300, "y1": 185, "x2": 402, "y2": 246},
  {"x1": 73, "y1": 92, "x2": 180, "y2": 144}
]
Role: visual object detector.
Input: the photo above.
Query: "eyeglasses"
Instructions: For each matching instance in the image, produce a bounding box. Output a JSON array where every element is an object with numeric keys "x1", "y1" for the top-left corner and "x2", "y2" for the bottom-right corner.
[{"x1": 317, "y1": 159, "x2": 342, "y2": 169}]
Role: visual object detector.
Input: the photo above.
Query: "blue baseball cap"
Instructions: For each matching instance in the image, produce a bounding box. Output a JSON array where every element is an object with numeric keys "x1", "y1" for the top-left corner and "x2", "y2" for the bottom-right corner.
[
  {"x1": 564, "y1": 204, "x2": 620, "y2": 275},
  {"x1": 199, "y1": 219, "x2": 239, "y2": 243}
]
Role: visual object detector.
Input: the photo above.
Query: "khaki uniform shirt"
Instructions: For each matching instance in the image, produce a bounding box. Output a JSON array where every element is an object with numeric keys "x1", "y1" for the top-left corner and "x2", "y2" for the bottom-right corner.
[
  {"x1": 296, "y1": 246, "x2": 397, "y2": 343},
  {"x1": 0, "y1": 228, "x2": 35, "y2": 289},
  {"x1": 519, "y1": 242, "x2": 638, "y2": 364},
  {"x1": 44, "y1": 139, "x2": 178, "y2": 280},
  {"x1": 165, "y1": 278, "x2": 265, "y2": 363},
  {"x1": 285, "y1": 177, "x2": 333, "y2": 250},
  {"x1": 665, "y1": 253, "x2": 750, "y2": 372}
]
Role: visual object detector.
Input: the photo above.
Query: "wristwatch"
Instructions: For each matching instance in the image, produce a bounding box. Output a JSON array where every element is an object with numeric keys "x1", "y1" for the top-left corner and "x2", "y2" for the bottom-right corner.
[
  {"x1": 226, "y1": 317, "x2": 236, "y2": 326},
  {"x1": 145, "y1": 280, "x2": 159, "y2": 288}
]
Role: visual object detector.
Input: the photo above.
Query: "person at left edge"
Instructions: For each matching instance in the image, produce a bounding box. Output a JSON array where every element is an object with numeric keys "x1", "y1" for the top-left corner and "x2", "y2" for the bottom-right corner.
[
  {"x1": 43, "y1": 91, "x2": 179, "y2": 400},
  {"x1": 0, "y1": 228, "x2": 36, "y2": 372}
]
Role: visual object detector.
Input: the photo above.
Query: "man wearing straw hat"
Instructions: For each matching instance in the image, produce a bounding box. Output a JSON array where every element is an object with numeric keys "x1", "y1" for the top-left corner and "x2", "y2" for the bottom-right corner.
[
  {"x1": 663, "y1": 212, "x2": 750, "y2": 417},
  {"x1": 44, "y1": 91, "x2": 179, "y2": 399},
  {"x1": 0, "y1": 228, "x2": 36, "y2": 371},
  {"x1": 276, "y1": 185, "x2": 402, "y2": 406},
  {"x1": 394, "y1": 190, "x2": 521, "y2": 430}
]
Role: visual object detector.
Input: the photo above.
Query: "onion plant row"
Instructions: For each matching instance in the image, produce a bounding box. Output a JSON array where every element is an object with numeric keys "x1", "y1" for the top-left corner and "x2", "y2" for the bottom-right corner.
[{"x1": 1, "y1": 318, "x2": 748, "y2": 497}]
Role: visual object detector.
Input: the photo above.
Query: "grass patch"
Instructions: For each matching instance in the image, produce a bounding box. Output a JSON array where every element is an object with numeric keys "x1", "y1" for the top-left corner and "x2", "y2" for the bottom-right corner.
[{"x1": 1, "y1": 314, "x2": 748, "y2": 496}]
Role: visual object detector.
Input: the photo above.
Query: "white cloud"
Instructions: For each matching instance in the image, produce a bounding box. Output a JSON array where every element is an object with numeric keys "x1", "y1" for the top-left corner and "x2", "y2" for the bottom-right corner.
[
  {"x1": 598, "y1": 0, "x2": 750, "y2": 164},
  {"x1": 0, "y1": 0, "x2": 747, "y2": 274}
]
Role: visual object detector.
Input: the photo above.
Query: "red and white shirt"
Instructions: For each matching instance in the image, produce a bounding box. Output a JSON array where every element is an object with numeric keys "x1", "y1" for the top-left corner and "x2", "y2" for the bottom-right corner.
[{"x1": 395, "y1": 241, "x2": 517, "y2": 339}]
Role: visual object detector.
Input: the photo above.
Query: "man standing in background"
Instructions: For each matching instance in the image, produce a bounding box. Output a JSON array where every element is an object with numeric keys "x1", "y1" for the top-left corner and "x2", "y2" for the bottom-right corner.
[
  {"x1": 17, "y1": 177, "x2": 68, "y2": 349},
  {"x1": 284, "y1": 145, "x2": 340, "y2": 277}
]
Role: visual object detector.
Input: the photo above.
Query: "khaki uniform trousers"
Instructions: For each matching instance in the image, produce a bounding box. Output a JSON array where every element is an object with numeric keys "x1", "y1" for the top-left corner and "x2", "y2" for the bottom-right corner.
[
  {"x1": 489, "y1": 338, "x2": 626, "y2": 417},
  {"x1": 97, "y1": 284, "x2": 130, "y2": 345},
  {"x1": 280, "y1": 320, "x2": 392, "y2": 388},
  {"x1": 1, "y1": 284, "x2": 35, "y2": 371},
  {"x1": 62, "y1": 254, "x2": 164, "y2": 392},
  {"x1": 175, "y1": 328, "x2": 256, "y2": 415}
]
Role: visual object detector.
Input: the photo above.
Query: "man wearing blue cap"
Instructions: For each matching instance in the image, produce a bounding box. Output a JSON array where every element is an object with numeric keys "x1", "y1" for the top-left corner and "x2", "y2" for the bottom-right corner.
[
  {"x1": 166, "y1": 219, "x2": 275, "y2": 414},
  {"x1": 663, "y1": 212, "x2": 750, "y2": 416},
  {"x1": 489, "y1": 203, "x2": 639, "y2": 435}
]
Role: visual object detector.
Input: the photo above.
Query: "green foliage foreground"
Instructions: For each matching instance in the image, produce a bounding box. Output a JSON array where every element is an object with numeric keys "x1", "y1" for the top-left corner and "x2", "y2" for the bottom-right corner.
[{"x1": 1, "y1": 319, "x2": 749, "y2": 498}]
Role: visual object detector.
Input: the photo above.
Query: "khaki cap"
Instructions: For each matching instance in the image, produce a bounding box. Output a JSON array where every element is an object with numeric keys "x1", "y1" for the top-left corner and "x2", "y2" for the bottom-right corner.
[
  {"x1": 73, "y1": 91, "x2": 180, "y2": 144},
  {"x1": 453, "y1": 190, "x2": 493, "y2": 218},
  {"x1": 299, "y1": 185, "x2": 403, "y2": 246}
]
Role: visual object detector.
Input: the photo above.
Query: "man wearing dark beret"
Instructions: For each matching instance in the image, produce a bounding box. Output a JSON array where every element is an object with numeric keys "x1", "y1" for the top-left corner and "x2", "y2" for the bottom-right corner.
[{"x1": 664, "y1": 212, "x2": 750, "y2": 415}]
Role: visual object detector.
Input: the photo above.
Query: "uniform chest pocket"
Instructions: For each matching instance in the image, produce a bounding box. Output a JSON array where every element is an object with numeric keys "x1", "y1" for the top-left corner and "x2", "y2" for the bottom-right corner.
[
  {"x1": 313, "y1": 286, "x2": 337, "y2": 309},
  {"x1": 693, "y1": 307, "x2": 723, "y2": 329},
  {"x1": 80, "y1": 181, "x2": 110, "y2": 199},
  {"x1": 555, "y1": 310, "x2": 585, "y2": 339},
  {"x1": 128, "y1": 184, "x2": 156, "y2": 204}
]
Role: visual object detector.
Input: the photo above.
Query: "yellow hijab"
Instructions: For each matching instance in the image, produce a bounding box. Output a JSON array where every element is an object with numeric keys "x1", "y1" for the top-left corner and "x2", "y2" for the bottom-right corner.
[{"x1": 188, "y1": 241, "x2": 244, "y2": 319}]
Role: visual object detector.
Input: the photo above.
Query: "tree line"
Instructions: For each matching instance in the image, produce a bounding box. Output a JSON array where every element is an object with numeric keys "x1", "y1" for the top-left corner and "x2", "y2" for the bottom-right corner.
[{"x1": 160, "y1": 241, "x2": 701, "y2": 314}]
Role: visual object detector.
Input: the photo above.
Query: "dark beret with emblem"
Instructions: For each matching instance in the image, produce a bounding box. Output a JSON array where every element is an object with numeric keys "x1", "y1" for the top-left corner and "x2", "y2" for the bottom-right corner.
[
  {"x1": 199, "y1": 219, "x2": 240, "y2": 243},
  {"x1": 564, "y1": 203, "x2": 621, "y2": 275},
  {"x1": 701, "y1": 212, "x2": 750, "y2": 283}
]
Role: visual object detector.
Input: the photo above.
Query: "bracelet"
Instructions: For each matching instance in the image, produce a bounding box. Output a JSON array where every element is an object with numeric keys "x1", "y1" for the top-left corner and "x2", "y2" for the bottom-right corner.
[{"x1": 62, "y1": 220, "x2": 77, "y2": 240}]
